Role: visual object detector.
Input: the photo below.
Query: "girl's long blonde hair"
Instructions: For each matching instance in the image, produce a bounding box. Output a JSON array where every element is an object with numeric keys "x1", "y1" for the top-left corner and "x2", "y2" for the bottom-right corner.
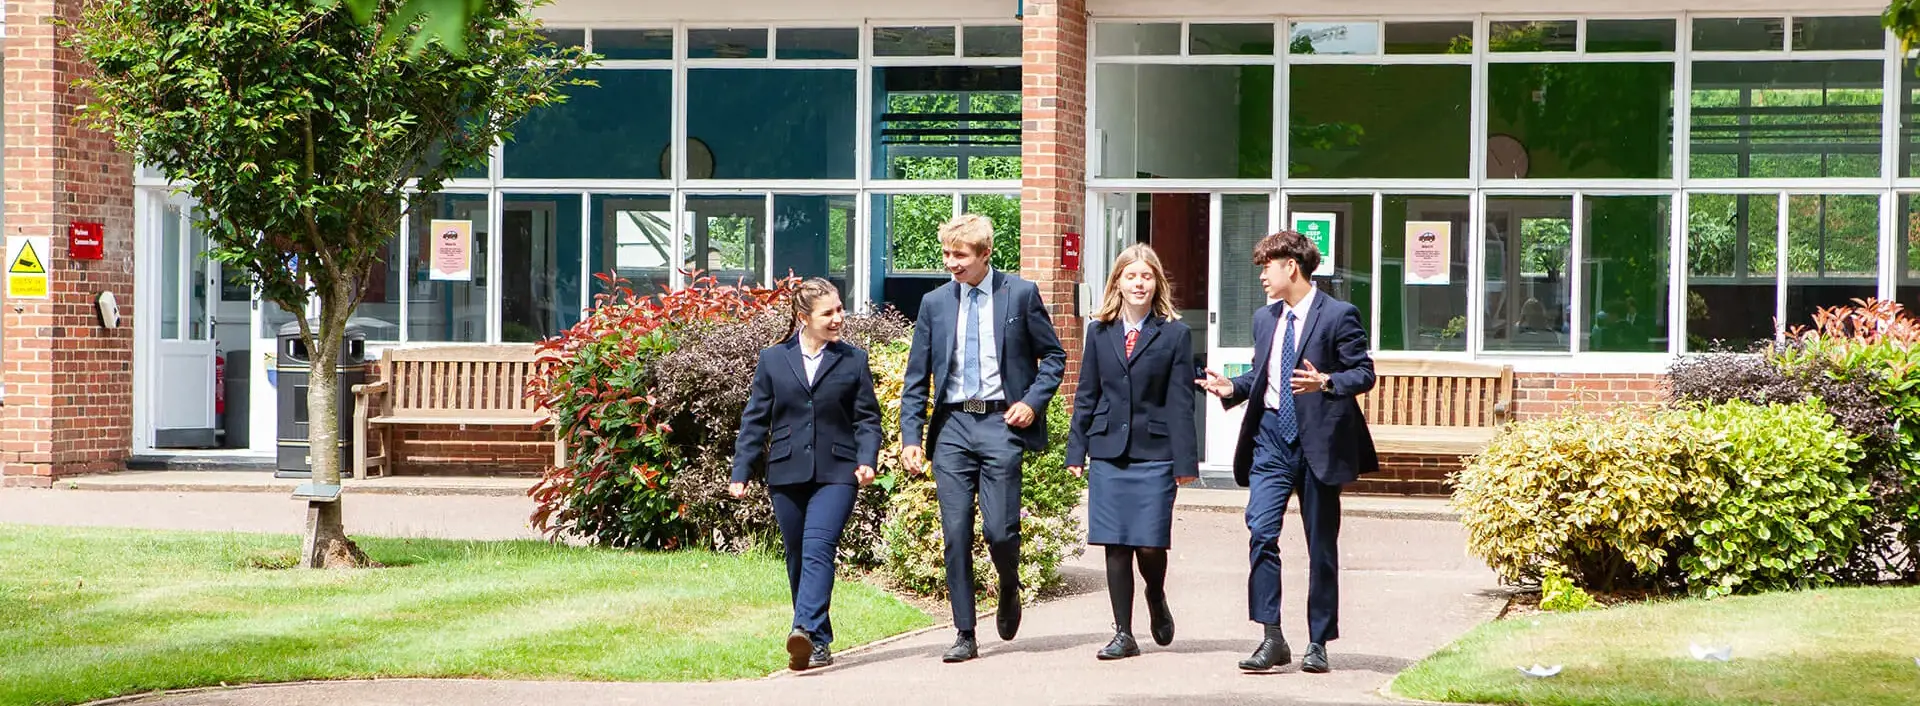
[{"x1": 1094, "y1": 243, "x2": 1180, "y2": 324}]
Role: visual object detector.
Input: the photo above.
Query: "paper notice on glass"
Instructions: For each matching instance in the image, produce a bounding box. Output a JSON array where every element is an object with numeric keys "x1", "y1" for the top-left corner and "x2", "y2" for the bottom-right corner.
[
  {"x1": 429, "y1": 219, "x2": 472, "y2": 281},
  {"x1": 1405, "y1": 221, "x2": 1451, "y2": 286},
  {"x1": 1289, "y1": 212, "x2": 1337, "y2": 277}
]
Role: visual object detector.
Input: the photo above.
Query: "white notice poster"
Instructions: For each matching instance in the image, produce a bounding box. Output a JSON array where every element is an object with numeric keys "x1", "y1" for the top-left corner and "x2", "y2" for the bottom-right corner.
[{"x1": 1405, "y1": 221, "x2": 1451, "y2": 286}]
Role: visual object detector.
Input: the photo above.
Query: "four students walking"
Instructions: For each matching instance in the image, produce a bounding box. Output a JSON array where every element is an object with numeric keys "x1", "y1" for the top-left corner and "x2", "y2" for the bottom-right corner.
[{"x1": 731, "y1": 219, "x2": 1375, "y2": 675}]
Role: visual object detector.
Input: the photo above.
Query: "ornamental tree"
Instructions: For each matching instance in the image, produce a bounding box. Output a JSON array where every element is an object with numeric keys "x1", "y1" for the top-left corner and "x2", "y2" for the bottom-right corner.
[{"x1": 72, "y1": 0, "x2": 591, "y2": 567}]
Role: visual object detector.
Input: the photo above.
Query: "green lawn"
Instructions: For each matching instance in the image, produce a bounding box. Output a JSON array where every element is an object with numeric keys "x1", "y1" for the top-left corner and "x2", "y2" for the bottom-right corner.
[
  {"x1": 1392, "y1": 585, "x2": 1920, "y2": 706},
  {"x1": 0, "y1": 525, "x2": 931, "y2": 706}
]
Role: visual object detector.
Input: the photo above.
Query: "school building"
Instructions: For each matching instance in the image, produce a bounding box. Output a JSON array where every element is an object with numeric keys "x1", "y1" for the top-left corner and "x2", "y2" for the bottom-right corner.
[{"x1": 2, "y1": 1, "x2": 1912, "y2": 491}]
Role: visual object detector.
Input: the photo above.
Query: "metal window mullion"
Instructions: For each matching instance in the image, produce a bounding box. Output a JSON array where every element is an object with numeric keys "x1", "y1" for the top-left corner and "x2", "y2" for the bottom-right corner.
[
  {"x1": 398, "y1": 193, "x2": 411, "y2": 344},
  {"x1": 1275, "y1": 49, "x2": 1289, "y2": 183},
  {"x1": 1776, "y1": 189, "x2": 1789, "y2": 341},
  {"x1": 1882, "y1": 189, "x2": 1898, "y2": 301},
  {"x1": 670, "y1": 190, "x2": 686, "y2": 290},
  {"x1": 1468, "y1": 189, "x2": 1486, "y2": 355},
  {"x1": 1371, "y1": 191, "x2": 1384, "y2": 351},
  {"x1": 488, "y1": 188, "x2": 503, "y2": 343},
  {"x1": 1471, "y1": 16, "x2": 1489, "y2": 187},
  {"x1": 1570, "y1": 192, "x2": 1585, "y2": 354},
  {"x1": 764, "y1": 193, "x2": 776, "y2": 284},
  {"x1": 579, "y1": 192, "x2": 592, "y2": 317},
  {"x1": 1671, "y1": 190, "x2": 1688, "y2": 354}
]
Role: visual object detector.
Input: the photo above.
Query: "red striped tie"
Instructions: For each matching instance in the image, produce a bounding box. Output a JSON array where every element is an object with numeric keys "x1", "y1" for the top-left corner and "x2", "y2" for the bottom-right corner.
[{"x1": 1125, "y1": 329, "x2": 1138, "y2": 358}]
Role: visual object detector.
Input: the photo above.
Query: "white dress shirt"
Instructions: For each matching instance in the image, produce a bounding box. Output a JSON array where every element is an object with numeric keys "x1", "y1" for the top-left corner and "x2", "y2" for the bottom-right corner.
[
  {"x1": 946, "y1": 272, "x2": 1005, "y2": 402},
  {"x1": 1263, "y1": 286, "x2": 1316, "y2": 410},
  {"x1": 802, "y1": 346, "x2": 825, "y2": 385}
]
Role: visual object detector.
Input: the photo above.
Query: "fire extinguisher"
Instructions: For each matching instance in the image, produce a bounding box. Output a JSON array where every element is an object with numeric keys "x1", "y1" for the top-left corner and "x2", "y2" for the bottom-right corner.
[{"x1": 214, "y1": 347, "x2": 227, "y2": 431}]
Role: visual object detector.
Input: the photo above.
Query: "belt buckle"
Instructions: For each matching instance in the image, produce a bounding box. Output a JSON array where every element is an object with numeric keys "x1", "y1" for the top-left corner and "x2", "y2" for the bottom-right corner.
[{"x1": 962, "y1": 399, "x2": 988, "y2": 414}]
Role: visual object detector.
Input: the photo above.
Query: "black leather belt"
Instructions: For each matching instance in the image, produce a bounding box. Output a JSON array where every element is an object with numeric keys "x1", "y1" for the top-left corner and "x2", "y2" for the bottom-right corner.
[{"x1": 944, "y1": 399, "x2": 1009, "y2": 414}]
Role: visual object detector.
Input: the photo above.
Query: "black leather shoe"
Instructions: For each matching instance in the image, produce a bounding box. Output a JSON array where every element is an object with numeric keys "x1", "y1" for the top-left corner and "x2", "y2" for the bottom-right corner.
[
  {"x1": 943, "y1": 633, "x2": 978, "y2": 663},
  {"x1": 1146, "y1": 592, "x2": 1175, "y2": 646},
  {"x1": 996, "y1": 581, "x2": 1023, "y2": 641},
  {"x1": 1097, "y1": 630, "x2": 1141, "y2": 660},
  {"x1": 809, "y1": 640, "x2": 834, "y2": 669},
  {"x1": 1237, "y1": 624, "x2": 1292, "y2": 671},
  {"x1": 1302, "y1": 643, "x2": 1330, "y2": 673},
  {"x1": 785, "y1": 628, "x2": 814, "y2": 672}
]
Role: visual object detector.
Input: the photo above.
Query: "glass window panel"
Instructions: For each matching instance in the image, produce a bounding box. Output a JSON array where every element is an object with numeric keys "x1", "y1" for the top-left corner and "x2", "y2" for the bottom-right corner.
[
  {"x1": 1693, "y1": 17, "x2": 1786, "y2": 52},
  {"x1": 685, "y1": 195, "x2": 766, "y2": 287},
  {"x1": 1900, "y1": 195, "x2": 1920, "y2": 313},
  {"x1": 874, "y1": 66, "x2": 1022, "y2": 181},
  {"x1": 1903, "y1": 60, "x2": 1920, "y2": 177},
  {"x1": 1586, "y1": 19, "x2": 1677, "y2": 53},
  {"x1": 1120, "y1": 193, "x2": 1213, "y2": 324},
  {"x1": 591, "y1": 194, "x2": 674, "y2": 301},
  {"x1": 500, "y1": 194, "x2": 583, "y2": 342},
  {"x1": 1190, "y1": 23, "x2": 1275, "y2": 56},
  {"x1": 505, "y1": 69, "x2": 670, "y2": 179},
  {"x1": 1489, "y1": 20, "x2": 1578, "y2": 52},
  {"x1": 777, "y1": 27, "x2": 858, "y2": 60},
  {"x1": 1484, "y1": 197, "x2": 1574, "y2": 352},
  {"x1": 1582, "y1": 196, "x2": 1671, "y2": 353},
  {"x1": 964, "y1": 25, "x2": 1022, "y2": 58},
  {"x1": 881, "y1": 193, "x2": 954, "y2": 272},
  {"x1": 874, "y1": 26, "x2": 957, "y2": 57},
  {"x1": 1689, "y1": 60, "x2": 1883, "y2": 179},
  {"x1": 1095, "y1": 22, "x2": 1180, "y2": 56},
  {"x1": 1381, "y1": 195, "x2": 1471, "y2": 352},
  {"x1": 1288, "y1": 196, "x2": 1374, "y2": 335},
  {"x1": 1384, "y1": 21, "x2": 1473, "y2": 55},
  {"x1": 161, "y1": 202, "x2": 182, "y2": 339},
  {"x1": 592, "y1": 28, "x2": 672, "y2": 60},
  {"x1": 407, "y1": 193, "x2": 490, "y2": 343},
  {"x1": 1786, "y1": 194, "x2": 1879, "y2": 328},
  {"x1": 1217, "y1": 194, "x2": 1272, "y2": 349},
  {"x1": 259, "y1": 299, "x2": 297, "y2": 339},
  {"x1": 539, "y1": 29, "x2": 585, "y2": 51},
  {"x1": 1288, "y1": 22, "x2": 1379, "y2": 56},
  {"x1": 1288, "y1": 65, "x2": 1471, "y2": 179},
  {"x1": 1487, "y1": 62, "x2": 1675, "y2": 179},
  {"x1": 773, "y1": 194, "x2": 858, "y2": 296},
  {"x1": 965, "y1": 194, "x2": 1023, "y2": 274},
  {"x1": 1687, "y1": 193, "x2": 1779, "y2": 351},
  {"x1": 358, "y1": 238, "x2": 402, "y2": 342},
  {"x1": 687, "y1": 28, "x2": 768, "y2": 59},
  {"x1": 687, "y1": 69, "x2": 856, "y2": 180},
  {"x1": 1792, "y1": 16, "x2": 1884, "y2": 52},
  {"x1": 1096, "y1": 64, "x2": 1274, "y2": 179}
]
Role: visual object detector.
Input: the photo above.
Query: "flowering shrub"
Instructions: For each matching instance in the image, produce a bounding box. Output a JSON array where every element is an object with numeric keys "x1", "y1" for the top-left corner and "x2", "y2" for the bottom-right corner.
[{"x1": 527, "y1": 278, "x2": 1086, "y2": 601}]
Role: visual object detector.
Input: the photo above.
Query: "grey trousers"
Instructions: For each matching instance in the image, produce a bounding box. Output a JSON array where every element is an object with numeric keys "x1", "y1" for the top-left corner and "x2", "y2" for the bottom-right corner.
[{"x1": 931, "y1": 409, "x2": 1025, "y2": 631}]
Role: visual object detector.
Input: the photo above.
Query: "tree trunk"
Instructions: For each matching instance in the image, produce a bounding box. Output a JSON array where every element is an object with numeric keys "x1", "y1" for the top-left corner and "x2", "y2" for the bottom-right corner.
[{"x1": 299, "y1": 276, "x2": 374, "y2": 569}]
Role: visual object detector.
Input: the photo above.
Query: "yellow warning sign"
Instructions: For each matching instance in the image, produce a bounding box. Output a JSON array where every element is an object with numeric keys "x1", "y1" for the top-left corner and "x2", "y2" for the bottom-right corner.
[
  {"x1": 10, "y1": 239, "x2": 46, "y2": 274},
  {"x1": 6, "y1": 236, "x2": 51, "y2": 299}
]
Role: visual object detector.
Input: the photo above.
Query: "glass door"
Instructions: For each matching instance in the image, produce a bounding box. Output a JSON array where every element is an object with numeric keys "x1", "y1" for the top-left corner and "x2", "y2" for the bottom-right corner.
[{"x1": 148, "y1": 193, "x2": 220, "y2": 448}]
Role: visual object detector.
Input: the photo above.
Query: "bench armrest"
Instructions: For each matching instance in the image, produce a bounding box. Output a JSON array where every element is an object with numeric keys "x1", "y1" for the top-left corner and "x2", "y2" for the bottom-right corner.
[
  {"x1": 1492, "y1": 399, "x2": 1513, "y2": 423},
  {"x1": 352, "y1": 380, "x2": 390, "y2": 397}
]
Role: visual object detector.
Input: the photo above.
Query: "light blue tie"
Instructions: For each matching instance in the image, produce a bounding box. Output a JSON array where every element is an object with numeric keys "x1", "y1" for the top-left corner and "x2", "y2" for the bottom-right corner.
[{"x1": 962, "y1": 288, "x2": 983, "y2": 400}]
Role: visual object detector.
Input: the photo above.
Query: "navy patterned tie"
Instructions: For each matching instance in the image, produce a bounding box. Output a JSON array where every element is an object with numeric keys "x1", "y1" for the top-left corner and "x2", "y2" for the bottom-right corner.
[{"x1": 1276, "y1": 312, "x2": 1299, "y2": 444}]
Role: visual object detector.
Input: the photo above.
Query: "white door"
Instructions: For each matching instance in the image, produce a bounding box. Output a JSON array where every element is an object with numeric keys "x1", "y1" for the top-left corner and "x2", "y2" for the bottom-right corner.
[
  {"x1": 1205, "y1": 193, "x2": 1275, "y2": 472},
  {"x1": 149, "y1": 195, "x2": 220, "y2": 448}
]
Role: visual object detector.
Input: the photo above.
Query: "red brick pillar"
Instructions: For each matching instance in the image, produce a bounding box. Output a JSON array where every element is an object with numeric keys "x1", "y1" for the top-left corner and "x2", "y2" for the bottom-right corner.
[
  {"x1": 2, "y1": 0, "x2": 138, "y2": 486},
  {"x1": 1021, "y1": 0, "x2": 1089, "y2": 402}
]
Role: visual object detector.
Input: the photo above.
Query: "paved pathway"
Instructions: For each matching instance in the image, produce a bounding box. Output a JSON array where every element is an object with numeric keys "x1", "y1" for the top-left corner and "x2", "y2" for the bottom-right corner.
[{"x1": 1, "y1": 484, "x2": 1500, "y2": 706}]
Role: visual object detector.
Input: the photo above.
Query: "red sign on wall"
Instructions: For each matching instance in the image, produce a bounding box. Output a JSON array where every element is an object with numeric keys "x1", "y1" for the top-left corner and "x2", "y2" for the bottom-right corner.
[
  {"x1": 1062, "y1": 231, "x2": 1081, "y2": 272},
  {"x1": 70, "y1": 222, "x2": 105, "y2": 260}
]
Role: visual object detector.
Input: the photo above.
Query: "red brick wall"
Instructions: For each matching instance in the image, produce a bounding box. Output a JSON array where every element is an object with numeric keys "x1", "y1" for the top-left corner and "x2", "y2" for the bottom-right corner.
[
  {"x1": 1351, "y1": 454, "x2": 1461, "y2": 496},
  {"x1": 1022, "y1": 0, "x2": 1088, "y2": 401},
  {"x1": 2, "y1": 0, "x2": 138, "y2": 487},
  {"x1": 1512, "y1": 372, "x2": 1668, "y2": 420},
  {"x1": 392, "y1": 424, "x2": 549, "y2": 476}
]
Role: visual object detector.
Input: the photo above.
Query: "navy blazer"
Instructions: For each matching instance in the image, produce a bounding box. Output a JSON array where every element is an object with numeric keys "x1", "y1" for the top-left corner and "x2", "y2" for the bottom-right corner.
[
  {"x1": 1065, "y1": 316, "x2": 1199, "y2": 478},
  {"x1": 732, "y1": 338, "x2": 883, "y2": 486},
  {"x1": 1222, "y1": 292, "x2": 1380, "y2": 487},
  {"x1": 900, "y1": 270, "x2": 1067, "y2": 452}
]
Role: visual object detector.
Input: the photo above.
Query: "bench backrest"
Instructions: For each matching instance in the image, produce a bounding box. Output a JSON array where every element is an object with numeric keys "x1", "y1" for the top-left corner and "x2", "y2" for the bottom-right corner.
[
  {"x1": 381, "y1": 344, "x2": 545, "y2": 418},
  {"x1": 1359, "y1": 359, "x2": 1514, "y2": 428}
]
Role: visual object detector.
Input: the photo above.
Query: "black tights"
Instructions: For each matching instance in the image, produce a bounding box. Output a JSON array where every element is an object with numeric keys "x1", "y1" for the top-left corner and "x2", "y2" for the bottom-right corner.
[{"x1": 1104, "y1": 545, "x2": 1168, "y2": 633}]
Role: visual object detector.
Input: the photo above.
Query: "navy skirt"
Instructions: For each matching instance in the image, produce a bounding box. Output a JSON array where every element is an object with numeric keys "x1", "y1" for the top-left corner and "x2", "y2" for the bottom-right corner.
[{"x1": 1087, "y1": 457, "x2": 1177, "y2": 548}]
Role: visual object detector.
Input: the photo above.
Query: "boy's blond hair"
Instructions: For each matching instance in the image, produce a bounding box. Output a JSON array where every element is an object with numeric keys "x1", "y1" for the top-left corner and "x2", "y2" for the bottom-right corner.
[{"x1": 938, "y1": 213, "x2": 996, "y2": 256}]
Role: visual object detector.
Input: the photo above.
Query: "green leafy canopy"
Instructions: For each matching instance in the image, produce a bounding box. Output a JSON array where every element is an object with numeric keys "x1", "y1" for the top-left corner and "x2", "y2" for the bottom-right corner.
[{"x1": 71, "y1": 0, "x2": 592, "y2": 336}]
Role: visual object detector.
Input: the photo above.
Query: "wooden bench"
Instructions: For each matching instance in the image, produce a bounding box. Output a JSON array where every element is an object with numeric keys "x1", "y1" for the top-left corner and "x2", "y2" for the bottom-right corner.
[
  {"x1": 350, "y1": 344, "x2": 561, "y2": 479},
  {"x1": 1359, "y1": 359, "x2": 1515, "y2": 456}
]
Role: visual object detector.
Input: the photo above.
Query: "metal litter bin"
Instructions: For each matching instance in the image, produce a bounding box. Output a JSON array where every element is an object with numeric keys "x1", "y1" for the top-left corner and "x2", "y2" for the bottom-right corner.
[{"x1": 275, "y1": 322, "x2": 367, "y2": 479}]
